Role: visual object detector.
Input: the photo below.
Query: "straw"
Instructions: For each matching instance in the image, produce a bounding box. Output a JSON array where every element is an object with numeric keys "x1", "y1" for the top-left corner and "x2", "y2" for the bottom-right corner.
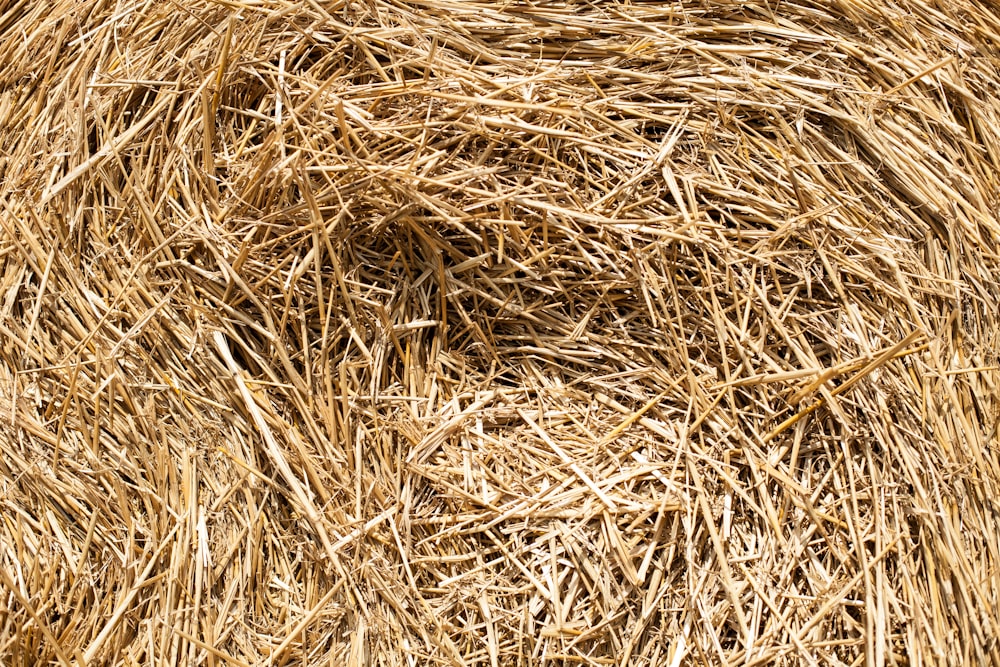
[{"x1": 1, "y1": 0, "x2": 999, "y2": 664}]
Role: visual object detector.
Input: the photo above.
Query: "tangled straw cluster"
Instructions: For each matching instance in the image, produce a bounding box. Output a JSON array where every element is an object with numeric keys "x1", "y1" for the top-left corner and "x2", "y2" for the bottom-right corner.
[{"x1": 2, "y1": 0, "x2": 999, "y2": 664}]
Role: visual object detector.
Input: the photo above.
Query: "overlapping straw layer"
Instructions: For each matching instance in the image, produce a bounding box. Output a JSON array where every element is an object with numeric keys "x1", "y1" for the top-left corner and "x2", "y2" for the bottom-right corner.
[{"x1": 2, "y1": 0, "x2": 999, "y2": 664}]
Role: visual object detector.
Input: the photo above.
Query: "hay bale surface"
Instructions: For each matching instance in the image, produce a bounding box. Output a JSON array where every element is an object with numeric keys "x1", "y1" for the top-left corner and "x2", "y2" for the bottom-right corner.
[{"x1": 2, "y1": 0, "x2": 1000, "y2": 664}]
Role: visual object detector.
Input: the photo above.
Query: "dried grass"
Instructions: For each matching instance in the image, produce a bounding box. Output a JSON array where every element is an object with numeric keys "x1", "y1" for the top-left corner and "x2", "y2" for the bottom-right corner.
[{"x1": 2, "y1": 0, "x2": 1000, "y2": 664}]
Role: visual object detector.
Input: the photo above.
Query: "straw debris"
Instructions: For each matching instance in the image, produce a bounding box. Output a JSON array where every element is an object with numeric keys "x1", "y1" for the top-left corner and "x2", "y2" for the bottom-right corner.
[{"x1": 2, "y1": 0, "x2": 999, "y2": 664}]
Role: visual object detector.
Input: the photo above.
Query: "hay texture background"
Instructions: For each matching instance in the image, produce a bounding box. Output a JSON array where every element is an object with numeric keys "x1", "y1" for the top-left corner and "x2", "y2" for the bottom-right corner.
[{"x1": 2, "y1": 0, "x2": 1000, "y2": 664}]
